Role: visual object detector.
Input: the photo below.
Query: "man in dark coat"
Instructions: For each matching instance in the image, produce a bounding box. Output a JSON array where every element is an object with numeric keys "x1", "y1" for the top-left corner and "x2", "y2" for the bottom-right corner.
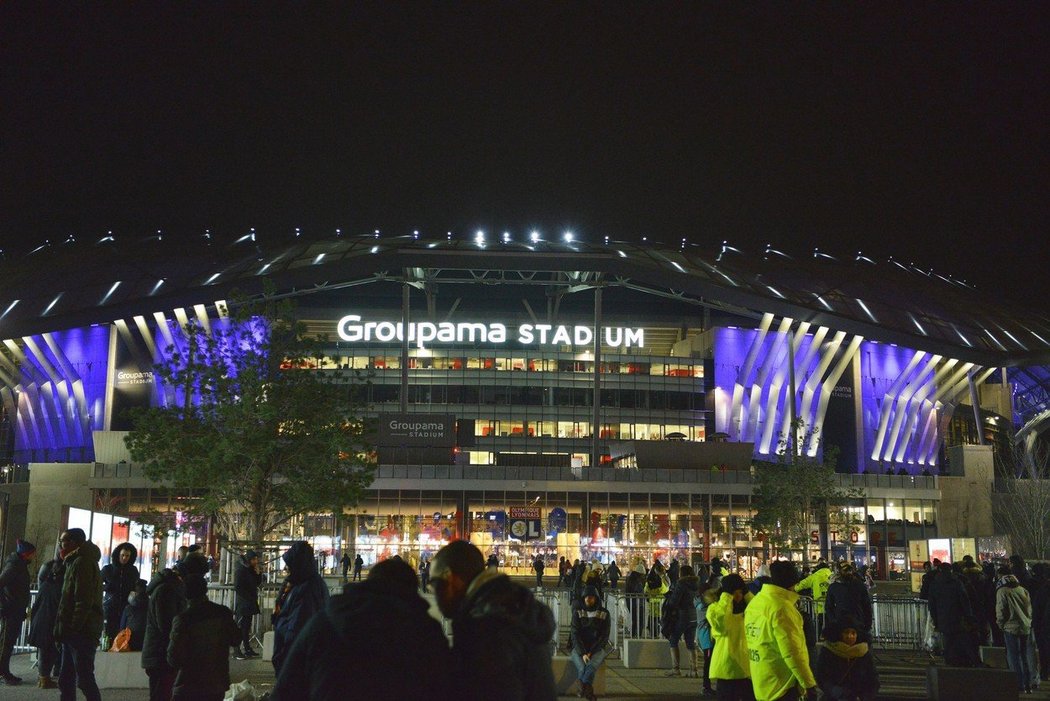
[
  {"x1": 232, "y1": 549, "x2": 262, "y2": 658},
  {"x1": 271, "y1": 540, "x2": 329, "y2": 674},
  {"x1": 625, "y1": 563, "x2": 646, "y2": 637},
  {"x1": 142, "y1": 555, "x2": 202, "y2": 701},
  {"x1": 430, "y1": 540, "x2": 557, "y2": 701},
  {"x1": 663, "y1": 564, "x2": 702, "y2": 677},
  {"x1": 825, "y1": 561, "x2": 874, "y2": 637},
  {"x1": 533, "y1": 555, "x2": 546, "y2": 587},
  {"x1": 606, "y1": 560, "x2": 621, "y2": 589},
  {"x1": 0, "y1": 538, "x2": 35, "y2": 685},
  {"x1": 54, "y1": 529, "x2": 103, "y2": 701},
  {"x1": 271, "y1": 557, "x2": 453, "y2": 700},
  {"x1": 928, "y1": 562, "x2": 979, "y2": 666},
  {"x1": 339, "y1": 552, "x2": 351, "y2": 581},
  {"x1": 101, "y1": 541, "x2": 140, "y2": 645},
  {"x1": 167, "y1": 573, "x2": 240, "y2": 701},
  {"x1": 29, "y1": 556, "x2": 63, "y2": 688},
  {"x1": 352, "y1": 553, "x2": 363, "y2": 581}
]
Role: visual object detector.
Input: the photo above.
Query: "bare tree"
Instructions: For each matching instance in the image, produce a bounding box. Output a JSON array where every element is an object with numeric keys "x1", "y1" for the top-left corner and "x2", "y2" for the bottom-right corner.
[{"x1": 994, "y1": 439, "x2": 1050, "y2": 560}]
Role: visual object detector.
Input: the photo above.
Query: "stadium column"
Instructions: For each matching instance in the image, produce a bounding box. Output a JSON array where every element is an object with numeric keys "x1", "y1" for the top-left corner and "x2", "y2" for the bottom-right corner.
[
  {"x1": 401, "y1": 273, "x2": 410, "y2": 413},
  {"x1": 591, "y1": 282, "x2": 602, "y2": 471}
]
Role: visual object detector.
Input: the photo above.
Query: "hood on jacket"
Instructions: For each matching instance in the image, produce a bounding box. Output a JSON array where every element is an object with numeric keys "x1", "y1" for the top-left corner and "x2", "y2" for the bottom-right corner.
[
  {"x1": 37, "y1": 558, "x2": 62, "y2": 585},
  {"x1": 146, "y1": 567, "x2": 181, "y2": 596},
  {"x1": 677, "y1": 575, "x2": 701, "y2": 593},
  {"x1": 330, "y1": 578, "x2": 430, "y2": 638},
  {"x1": 71, "y1": 541, "x2": 102, "y2": 566},
  {"x1": 3, "y1": 551, "x2": 26, "y2": 569},
  {"x1": 109, "y1": 542, "x2": 139, "y2": 566},
  {"x1": 282, "y1": 540, "x2": 316, "y2": 582},
  {"x1": 756, "y1": 564, "x2": 771, "y2": 579},
  {"x1": 465, "y1": 571, "x2": 556, "y2": 644},
  {"x1": 1001, "y1": 574, "x2": 1021, "y2": 588}
]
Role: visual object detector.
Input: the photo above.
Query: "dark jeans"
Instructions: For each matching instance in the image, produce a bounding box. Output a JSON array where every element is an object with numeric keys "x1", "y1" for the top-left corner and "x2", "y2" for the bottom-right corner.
[
  {"x1": 716, "y1": 677, "x2": 756, "y2": 701},
  {"x1": 236, "y1": 615, "x2": 253, "y2": 651},
  {"x1": 39, "y1": 642, "x2": 60, "y2": 678},
  {"x1": 147, "y1": 664, "x2": 177, "y2": 701},
  {"x1": 58, "y1": 634, "x2": 101, "y2": 701},
  {"x1": 535, "y1": 572, "x2": 543, "y2": 587},
  {"x1": 0, "y1": 613, "x2": 24, "y2": 675}
]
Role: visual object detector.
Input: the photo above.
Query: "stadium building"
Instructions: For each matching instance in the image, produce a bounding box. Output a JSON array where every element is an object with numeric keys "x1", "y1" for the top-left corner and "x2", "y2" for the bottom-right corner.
[{"x1": 0, "y1": 231, "x2": 1048, "y2": 579}]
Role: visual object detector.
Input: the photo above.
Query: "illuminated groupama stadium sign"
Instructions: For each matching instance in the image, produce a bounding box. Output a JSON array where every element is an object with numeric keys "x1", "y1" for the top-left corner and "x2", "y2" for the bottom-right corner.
[{"x1": 336, "y1": 314, "x2": 644, "y2": 350}]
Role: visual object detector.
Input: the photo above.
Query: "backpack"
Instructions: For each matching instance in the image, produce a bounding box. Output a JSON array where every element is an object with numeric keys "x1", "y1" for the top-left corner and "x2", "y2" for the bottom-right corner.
[{"x1": 660, "y1": 594, "x2": 679, "y2": 635}]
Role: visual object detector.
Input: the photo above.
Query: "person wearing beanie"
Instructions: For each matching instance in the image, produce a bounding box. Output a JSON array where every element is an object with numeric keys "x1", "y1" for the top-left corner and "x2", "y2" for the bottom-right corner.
[
  {"x1": 0, "y1": 538, "x2": 36, "y2": 684},
  {"x1": 746, "y1": 560, "x2": 818, "y2": 701},
  {"x1": 571, "y1": 585, "x2": 611, "y2": 701},
  {"x1": 232, "y1": 549, "x2": 263, "y2": 659},
  {"x1": 55, "y1": 528, "x2": 104, "y2": 701},
  {"x1": 167, "y1": 575, "x2": 240, "y2": 701},
  {"x1": 707, "y1": 573, "x2": 755, "y2": 700}
]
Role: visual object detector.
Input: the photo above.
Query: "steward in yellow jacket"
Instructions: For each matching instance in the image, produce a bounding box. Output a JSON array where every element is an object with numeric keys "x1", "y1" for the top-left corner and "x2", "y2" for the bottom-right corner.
[
  {"x1": 706, "y1": 573, "x2": 754, "y2": 697},
  {"x1": 794, "y1": 562, "x2": 832, "y2": 614},
  {"x1": 745, "y1": 562, "x2": 818, "y2": 701}
]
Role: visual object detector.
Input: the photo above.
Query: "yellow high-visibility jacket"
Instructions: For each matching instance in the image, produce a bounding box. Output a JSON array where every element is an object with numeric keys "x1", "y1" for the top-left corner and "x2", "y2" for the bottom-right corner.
[
  {"x1": 794, "y1": 566, "x2": 832, "y2": 613},
  {"x1": 744, "y1": 584, "x2": 817, "y2": 701},
  {"x1": 706, "y1": 590, "x2": 754, "y2": 680}
]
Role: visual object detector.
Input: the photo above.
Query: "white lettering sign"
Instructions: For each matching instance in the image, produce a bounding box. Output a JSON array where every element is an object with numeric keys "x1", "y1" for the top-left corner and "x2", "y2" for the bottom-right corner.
[{"x1": 336, "y1": 314, "x2": 645, "y2": 350}]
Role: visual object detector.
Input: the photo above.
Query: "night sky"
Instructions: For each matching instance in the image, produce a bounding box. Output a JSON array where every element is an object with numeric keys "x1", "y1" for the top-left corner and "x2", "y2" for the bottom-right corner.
[{"x1": 2, "y1": 5, "x2": 1048, "y2": 303}]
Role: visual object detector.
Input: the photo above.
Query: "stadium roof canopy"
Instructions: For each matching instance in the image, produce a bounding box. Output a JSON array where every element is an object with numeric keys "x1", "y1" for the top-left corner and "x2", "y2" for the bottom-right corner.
[{"x1": 2, "y1": 232, "x2": 1050, "y2": 372}]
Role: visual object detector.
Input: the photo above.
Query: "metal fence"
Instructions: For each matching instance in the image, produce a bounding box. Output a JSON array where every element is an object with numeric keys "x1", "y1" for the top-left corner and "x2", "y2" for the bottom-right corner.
[{"x1": 14, "y1": 583, "x2": 930, "y2": 658}]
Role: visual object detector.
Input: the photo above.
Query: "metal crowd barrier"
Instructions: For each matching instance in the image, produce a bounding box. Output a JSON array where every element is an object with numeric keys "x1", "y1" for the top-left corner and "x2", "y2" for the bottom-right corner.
[{"x1": 14, "y1": 581, "x2": 929, "y2": 657}]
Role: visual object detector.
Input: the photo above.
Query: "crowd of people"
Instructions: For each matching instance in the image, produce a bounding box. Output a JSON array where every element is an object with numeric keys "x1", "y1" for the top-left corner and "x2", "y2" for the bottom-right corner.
[
  {"x1": 920, "y1": 553, "x2": 1050, "y2": 695},
  {"x1": 6, "y1": 531, "x2": 1047, "y2": 700}
]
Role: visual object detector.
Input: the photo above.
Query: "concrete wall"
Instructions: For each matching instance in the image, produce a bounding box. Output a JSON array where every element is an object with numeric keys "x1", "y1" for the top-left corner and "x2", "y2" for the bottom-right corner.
[
  {"x1": 938, "y1": 445, "x2": 995, "y2": 537},
  {"x1": 24, "y1": 463, "x2": 95, "y2": 558},
  {"x1": 0, "y1": 482, "x2": 30, "y2": 558}
]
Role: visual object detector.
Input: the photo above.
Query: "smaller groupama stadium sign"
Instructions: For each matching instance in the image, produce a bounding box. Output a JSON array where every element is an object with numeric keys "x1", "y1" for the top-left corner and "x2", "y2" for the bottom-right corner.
[{"x1": 337, "y1": 314, "x2": 645, "y2": 350}]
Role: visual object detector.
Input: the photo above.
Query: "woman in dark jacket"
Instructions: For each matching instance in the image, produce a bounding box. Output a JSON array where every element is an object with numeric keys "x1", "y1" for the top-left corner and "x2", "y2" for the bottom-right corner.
[
  {"x1": 101, "y1": 542, "x2": 140, "y2": 644},
  {"x1": 271, "y1": 541, "x2": 329, "y2": 674},
  {"x1": 232, "y1": 550, "x2": 263, "y2": 658},
  {"x1": 28, "y1": 558, "x2": 63, "y2": 688}
]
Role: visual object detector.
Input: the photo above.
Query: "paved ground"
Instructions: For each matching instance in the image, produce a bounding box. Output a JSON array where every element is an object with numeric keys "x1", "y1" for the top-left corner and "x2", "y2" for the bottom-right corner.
[{"x1": 4, "y1": 646, "x2": 1009, "y2": 700}]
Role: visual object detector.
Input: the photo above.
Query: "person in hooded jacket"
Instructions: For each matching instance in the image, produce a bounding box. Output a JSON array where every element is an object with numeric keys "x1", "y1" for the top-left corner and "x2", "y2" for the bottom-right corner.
[
  {"x1": 707, "y1": 573, "x2": 755, "y2": 701},
  {"x1": 142, "y1": 553, "x2": 205, "y2": 701},
  {"x1": 570, "y1": 585, "x2": 610, "y2": 701},
  {"x1": 271, "y1": 557, "x2": 451, "y2": 701},
  {"x1": 607, "y1": 560, "x2": 621, "y2": 589},
  {"x1": 663, "y1": 564, "x2": 701, "y2": 677},
  {"x1": 998, "y1": 572, "x2": 1035, "y2": 694},
  {"x1": 430, "y1": 540, "x2": 557, "y2": 701},
  {"x1": 271, "y1": 540, "x2": 329, "y2": 674},
  {"x1": 0, "y1": 538, "x2": 35, "y2": 685},
  {"x1": 54, "y1": 529, "x2": 103, "y2": 701},
  {"x1": 120, "y1": 579, "x2": 149, "y2": 651},
  {"x1": 814, "y1": 615, "x2": 879, "y2": 701},
  {"x1": 232, "y1": 549, "x2": 263, "y2": 659},
  {"x1": 167, "y1": 573, "x2": 240, "y2": 701},
  {"x1": 29, "y1": 556, "x2": 63, "y2": 688},
  {"x1": 825, "y1": 562, "x2": 873, "y2": 639},
  {"x1": 101, "y1": 541, "x2": 139, "y2": 645}
]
